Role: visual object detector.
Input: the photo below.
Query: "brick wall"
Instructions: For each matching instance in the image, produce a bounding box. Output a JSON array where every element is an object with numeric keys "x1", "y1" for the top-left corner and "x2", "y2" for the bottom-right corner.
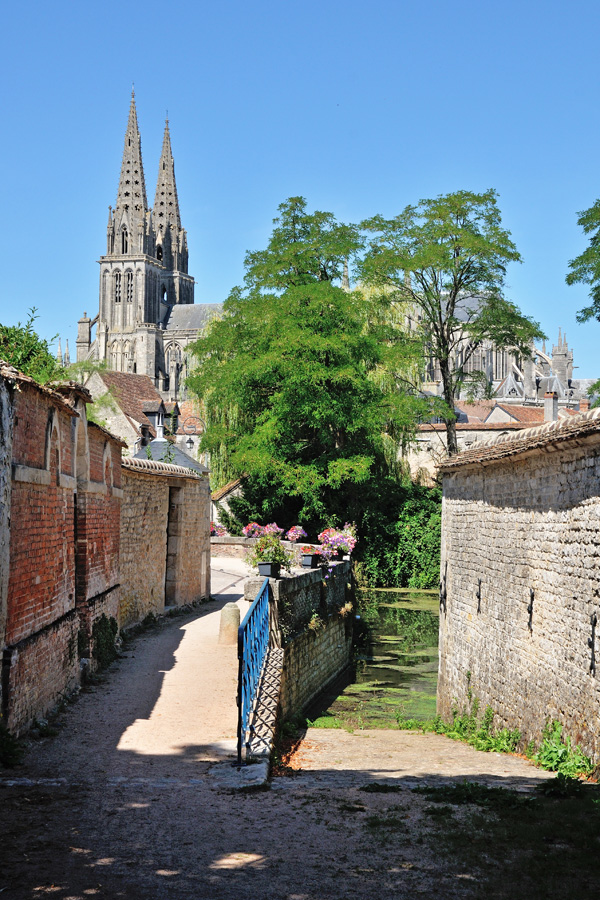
[
  {"x1": 438, "y1": 410, "x2": 600, "y2": 759},
  {"x1": 1, "y1": 370, "x2": 123, "y2": 733},
  {"x1": 0, "y1": 378, "x2": 13, "y2": 714},
  {"x1": 118, "y1": 459, "x2": 210, "y2": 630}
]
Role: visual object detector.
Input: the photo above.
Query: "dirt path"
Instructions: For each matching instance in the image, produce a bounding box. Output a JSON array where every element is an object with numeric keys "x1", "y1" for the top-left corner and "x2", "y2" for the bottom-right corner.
[{"x1": 0, "y1": 560, "x2": 580, "y2": 900}]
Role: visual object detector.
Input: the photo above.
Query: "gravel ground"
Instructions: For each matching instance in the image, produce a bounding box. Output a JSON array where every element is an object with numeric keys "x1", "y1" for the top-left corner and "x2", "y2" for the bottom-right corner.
[{"x1": 0, "y1": 595, "x2": 556, "y2": 900}]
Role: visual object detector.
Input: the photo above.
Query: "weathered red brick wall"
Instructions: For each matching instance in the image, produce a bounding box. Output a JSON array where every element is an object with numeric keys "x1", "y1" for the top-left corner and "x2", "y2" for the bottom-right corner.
[{"x1": 1, "y1": 375, "x2": 123, "y2": 733}]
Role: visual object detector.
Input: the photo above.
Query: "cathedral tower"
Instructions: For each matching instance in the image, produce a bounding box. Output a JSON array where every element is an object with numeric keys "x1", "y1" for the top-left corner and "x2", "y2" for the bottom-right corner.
[{"x1": 79, "y1": 90, "x2": 195, "y2": 385}]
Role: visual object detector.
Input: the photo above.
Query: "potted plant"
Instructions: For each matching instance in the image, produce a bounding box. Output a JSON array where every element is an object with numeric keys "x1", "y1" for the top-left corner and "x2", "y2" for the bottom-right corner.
[
  {"x1": 318, "y1": 523, "x2": 357, "y2": 561},
  {"x1": 300, "y1": 545, "x2": 320, "y2": 568},
  {"x1": 286, "y1": 525, "x2": 307, "y2": 543},
  {"x1": 245, "y1": 533, "x2": 293, "y2": 579}
]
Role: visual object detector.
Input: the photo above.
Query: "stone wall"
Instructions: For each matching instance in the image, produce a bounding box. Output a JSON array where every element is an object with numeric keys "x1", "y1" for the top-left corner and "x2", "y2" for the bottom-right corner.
[
  {"x1": 438, "y1": 409, "x2": 600, "y2": 759},
  {"x1": 278, "y1": 616, "x2": 353, "y2": 720},
  {"x1": 244, "y1": 562, "x2": 353, "y2": 720},
  {"x1": 0, "y1": 376, "x2": 13, "y2": 706},
  {"x1": 119, "y1": 458, "x2": 210, "y2": 629}
]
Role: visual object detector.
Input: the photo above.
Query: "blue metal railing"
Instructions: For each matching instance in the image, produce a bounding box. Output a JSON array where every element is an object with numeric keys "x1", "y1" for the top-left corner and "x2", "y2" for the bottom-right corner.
[{"x1": 237, "y1": 577, "x2": 270, "y2": 765}]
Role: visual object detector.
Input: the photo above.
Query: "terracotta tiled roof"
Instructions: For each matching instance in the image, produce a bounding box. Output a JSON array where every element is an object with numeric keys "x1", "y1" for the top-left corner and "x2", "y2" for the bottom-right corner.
[
  {"x1": 211, "y1": 476, "x2": 246, "y2": 501},
  {"x1": 439, "y1": 408, "x2": 600, "y2": 470},
  {"x1": 453, "y1": 400, "x2": 496, "y2": 423},
  {"x1": 418, "y1": 422, "x2": 524, "y2": 432},
  {"x1": 488, "y1": 404, "x2": 545, "y2": 424},
  {"x1": 176, "y1": 398, "x2": 205, "y2": 434},
  {"x1": 96, "y1": 371, "x2": 163, "y2": 431}
]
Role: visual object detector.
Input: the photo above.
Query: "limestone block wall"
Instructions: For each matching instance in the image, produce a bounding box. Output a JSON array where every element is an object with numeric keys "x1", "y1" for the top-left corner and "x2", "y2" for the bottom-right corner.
[
  {"x1": 244, "y1": 562, "x2": 353, "y2": 720},
  {"x1": 279, "y1": 616, "x2": 353, "y2": 719},
  {"x1": 119, "y1": 459, "x2": 210, "y2": 629},
  {"x1": 438, "y1": 410, "x2": 600, "y2": 759}
]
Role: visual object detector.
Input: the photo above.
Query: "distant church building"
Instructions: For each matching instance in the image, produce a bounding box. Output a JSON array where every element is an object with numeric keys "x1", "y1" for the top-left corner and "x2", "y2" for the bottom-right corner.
[{"x1": 75, "y1": 91, "x2": 218, "y2": 400}]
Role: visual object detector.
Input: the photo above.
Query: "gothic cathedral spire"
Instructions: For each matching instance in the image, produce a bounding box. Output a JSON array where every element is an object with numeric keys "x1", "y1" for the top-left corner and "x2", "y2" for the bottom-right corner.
[
  {"x1": 153, "y1": 119, "x2": 181, "y2": 231},
  {"x1": 107, "y1": 89, "x2": 154, "y2": 257}
]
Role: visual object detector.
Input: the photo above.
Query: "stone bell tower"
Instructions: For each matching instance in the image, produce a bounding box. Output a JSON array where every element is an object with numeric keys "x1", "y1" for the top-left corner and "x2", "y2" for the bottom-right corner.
[{"x1": 76, "y1": 90, "x2": 195, "y2": 385}]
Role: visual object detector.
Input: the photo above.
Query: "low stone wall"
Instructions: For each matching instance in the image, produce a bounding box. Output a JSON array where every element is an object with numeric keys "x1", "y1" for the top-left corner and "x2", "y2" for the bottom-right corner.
[
  {"x1": 278, "y1": 616, "x2": 353, "y2": 719},
  {"x1": 211, "y1": 536, "x2": 317, "y2": 560},
  {"x1": 244, "y1": 562, "x2": 353, "y2": 720},
  {"x1": 438, "y1": 409, "x2": 600, "y2": 760}
]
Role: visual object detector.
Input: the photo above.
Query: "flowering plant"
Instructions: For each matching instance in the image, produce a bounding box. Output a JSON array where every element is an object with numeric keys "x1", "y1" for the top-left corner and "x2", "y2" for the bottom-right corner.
[
  {"x1": 245, "y1": 533, "x2": 293, "y2": 571},
  {"x1": 242, "y1": 522, "x2": 264, "y2": 538},
  {"x1": 263, "y1": 522, "x2": 284, "y2": 536},
  {"x1": 286, "y1": 525, "x2": 307, "y2": 542},
  {"x1": 300, "y1": 545, "x2": 318, "y2": 555},
  {"x1": 317, "y1": 522, "x2": 357, "y2": 556},
  {"x1": 211, "y1": 522, "x2": 227, "y2": 536}
]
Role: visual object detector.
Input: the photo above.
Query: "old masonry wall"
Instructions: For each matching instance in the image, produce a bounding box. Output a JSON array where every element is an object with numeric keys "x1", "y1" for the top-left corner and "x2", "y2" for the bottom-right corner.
[{"x1": 438, "y1": 409, "x2": 600, "y2": 759}]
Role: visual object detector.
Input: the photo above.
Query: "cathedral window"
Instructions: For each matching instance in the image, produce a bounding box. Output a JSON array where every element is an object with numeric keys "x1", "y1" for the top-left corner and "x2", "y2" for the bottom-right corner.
[
  {"x1": 126, "y1": 272, "x2": 133, "y2": 302},
  {"x1": 114, "y1": 272, "x2": 122, "y2": 302},
  {"x1": 157, "y1": 245, "x2": 163, "y2": 261},
  {"x1": 121, "y1": 228, "x2": 128, "y2": 254}
]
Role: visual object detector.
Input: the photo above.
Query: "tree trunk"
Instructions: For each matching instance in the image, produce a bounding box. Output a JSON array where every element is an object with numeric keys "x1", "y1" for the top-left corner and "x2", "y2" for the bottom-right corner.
[{"x1": 439, "y1": 360, "x2": 458, "y2": 456}]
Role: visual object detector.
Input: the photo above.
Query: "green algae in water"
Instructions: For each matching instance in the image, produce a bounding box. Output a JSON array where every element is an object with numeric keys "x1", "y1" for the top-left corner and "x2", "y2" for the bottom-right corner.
[{"x1": 306, "y1": 589, "x2": 439, "y2": 729}]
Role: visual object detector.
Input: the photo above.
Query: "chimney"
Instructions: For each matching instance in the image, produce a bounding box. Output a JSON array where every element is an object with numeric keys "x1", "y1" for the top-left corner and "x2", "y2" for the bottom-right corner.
[
  {"x1": 580, "y1": 398, "x2": 590, "y2": 413},
  {"x1": 544, "y1": 391, "x2": 558, "y2": 422}
]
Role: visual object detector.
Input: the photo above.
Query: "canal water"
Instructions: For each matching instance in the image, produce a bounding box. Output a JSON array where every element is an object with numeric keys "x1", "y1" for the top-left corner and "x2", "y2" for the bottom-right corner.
[{"x1": 307, "y1": 589, "x2": 439, "y2": 729}]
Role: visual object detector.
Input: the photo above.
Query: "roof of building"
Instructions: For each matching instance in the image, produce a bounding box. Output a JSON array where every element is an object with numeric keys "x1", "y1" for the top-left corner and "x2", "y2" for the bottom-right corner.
[
  {"x1": 95, "y1": 371, "x2": 164, "y2": 432},
  {"x1": 439, "y1": 408, "x2": 600, "y2": 471},
  {"x1": 453, "y1": 400, "x2": 497, "y2": 423},
  {"x1": 176, "y1": 398, "x2": 205, "y2": 435},
  {"x1": 488, "y1": 404, "x2": 545, "y2": 424},
  {"x1": 211, "y1": 476, "x2": 246, "y2": 501},
  {"x1": 122, "y1": 456, "x2": 202, "y2": 479},
  {"x1": 133, "y1": 438, "x2": 208, "y2": 474},
  {"x1": 163, "y1": 303, "x2": 222, "y2": 332},
  {"x1": 418, "y1": 422, "x2": 525, "y2": 432}
]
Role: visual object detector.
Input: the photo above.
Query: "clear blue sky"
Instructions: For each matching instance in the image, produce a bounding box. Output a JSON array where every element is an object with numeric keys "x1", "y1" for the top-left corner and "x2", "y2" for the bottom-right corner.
[{"x1": 1, "y1": 0, "x2": 599, "y2": 377}]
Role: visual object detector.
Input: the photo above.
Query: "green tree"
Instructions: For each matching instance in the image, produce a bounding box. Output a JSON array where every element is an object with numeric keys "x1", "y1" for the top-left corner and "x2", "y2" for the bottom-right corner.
[
  {"x1": 188, "y1": 196, "x2": 426, "y2": 528},
  {"x1": 0, "y1": 308, "x2": 60, "y2": 384},
  {"x1": 566, "y1": 198, "x2": 600, "y2": 323},
  {"x1": 566, "y1": 199, "x2": 600, "y2": 405},
  {"x1": 361, "y1": 190, "x2": 545, "y2": 455}
]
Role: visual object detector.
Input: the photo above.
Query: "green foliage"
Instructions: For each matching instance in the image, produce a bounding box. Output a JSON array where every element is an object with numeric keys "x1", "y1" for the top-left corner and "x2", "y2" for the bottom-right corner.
[
  {"x1": 91, "y1": 614, "x2": 119, "y2": 670},
  {"x1": 361, "y1": 189, "x2": 545, "y2": 453},
  {"x1": 537, "y1": 772, "x2": 585, "y2": 797},
  {"x1": 0, "y1": 308, "x2": 60, "y2": 384},
  {"x1": 396, "y1": 692, "x2": 521, "y2": 755},
  {"x1": 534, "y1": 719, "x2": 593, "y2": 777},
  {"x1": 188, "y1": 196, "x2": 428, "y2": 521},
  {"x1": 245, "y1": 533, "x2": 293, "y2": 570},
  {"x1": 566, "y1": 198, "x2": 600, "y2": 322}
]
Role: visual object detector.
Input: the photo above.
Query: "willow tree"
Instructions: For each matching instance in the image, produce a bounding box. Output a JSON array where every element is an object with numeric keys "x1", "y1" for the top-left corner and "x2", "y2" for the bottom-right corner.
[
  {"x1": 187, "y1": 197, "x2": 426, "y2": 528},
  {"x1": 361, "y1": 190, "x2": 545, "y2": 455}
]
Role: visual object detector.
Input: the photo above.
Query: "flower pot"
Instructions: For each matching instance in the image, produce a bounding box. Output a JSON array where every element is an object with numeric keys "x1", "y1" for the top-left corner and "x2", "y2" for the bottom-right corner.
[
  {"x1": 257, "y1": 561, "x2": 281, "y2": 578},
  {"x1": 301, "y1": 553, "x2": 320, "y2": 568}
]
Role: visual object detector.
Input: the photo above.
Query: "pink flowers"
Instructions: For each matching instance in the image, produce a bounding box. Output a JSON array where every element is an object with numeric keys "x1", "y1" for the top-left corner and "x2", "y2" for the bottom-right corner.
[
  {"x1": 211, "y1": 522, "x2": 227, "y2": 536},
  {"x1": 242, "y1": 522, "x2": 284, "y2": 538},
  {"x1": 286, "y1": 525, "x2": 308, "y2": 542},
  {"x1": 317, "y1": 523, "x2": 357, "y2": 556}
]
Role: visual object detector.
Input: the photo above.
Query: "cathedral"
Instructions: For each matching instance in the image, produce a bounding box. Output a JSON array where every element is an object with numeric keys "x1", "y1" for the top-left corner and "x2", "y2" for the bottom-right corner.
[{"x1": 74, "y1": 91, "x2": 218, "y2": 400}]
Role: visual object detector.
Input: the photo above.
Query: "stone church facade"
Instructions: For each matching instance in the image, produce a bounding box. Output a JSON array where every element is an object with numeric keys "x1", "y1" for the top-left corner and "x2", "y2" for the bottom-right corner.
[{"x1": 75, "y1": 91, "x2": 218, "y2": 400}]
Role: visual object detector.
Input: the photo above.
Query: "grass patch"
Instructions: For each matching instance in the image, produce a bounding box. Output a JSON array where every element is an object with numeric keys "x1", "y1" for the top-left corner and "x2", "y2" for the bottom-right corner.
[
  {"x1": 359, "y1": 782, "x2": 404, "y2": 793},
  {"x1": 422, "y1": 781, "x2": 600, "y2": 899}
]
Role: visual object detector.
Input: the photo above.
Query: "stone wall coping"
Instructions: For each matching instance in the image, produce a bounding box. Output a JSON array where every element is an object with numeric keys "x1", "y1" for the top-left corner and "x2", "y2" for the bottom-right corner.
[
  {"x1": 0, "y1": 361, "x2": 79, "y2": 418},
  {"x1": 419, "y1": 422, "x2": 525, "y2": 432},
  {"x1": 121, "y1": 456, "x2": 203, "y2": 479},
  {"x1": 439, "y1": 407, "x2": 600, "y2": 471}
]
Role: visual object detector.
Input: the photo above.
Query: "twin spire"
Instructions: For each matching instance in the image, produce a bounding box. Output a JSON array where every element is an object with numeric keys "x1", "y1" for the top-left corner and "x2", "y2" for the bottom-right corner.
[{"x1": 114, "y1": 89, "x2": 181, "y2": 236}]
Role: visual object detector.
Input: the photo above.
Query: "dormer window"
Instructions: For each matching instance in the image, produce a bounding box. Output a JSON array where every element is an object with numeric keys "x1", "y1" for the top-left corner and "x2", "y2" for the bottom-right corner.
[{"x1": 121, "y1": 228, "x2": 128, "y2": 254}]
